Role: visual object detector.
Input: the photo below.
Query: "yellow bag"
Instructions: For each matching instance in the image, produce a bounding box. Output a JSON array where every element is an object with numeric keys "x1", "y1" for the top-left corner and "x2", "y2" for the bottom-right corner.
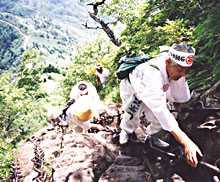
[{"x1": 71, "y1": 95, "x2": 94, "y2": 122}]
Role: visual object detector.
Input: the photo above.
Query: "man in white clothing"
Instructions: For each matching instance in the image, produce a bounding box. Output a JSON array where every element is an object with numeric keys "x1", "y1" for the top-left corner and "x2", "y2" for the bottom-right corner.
[
  {"x1": 119, "y1": 43, "x2": 202, "y2": 167},
  {"x1": 96, "y1": 64, "x2": 110, "y2": 87},
  {"x1": 49, "y1": 81, "x2": 105, "y2": 131}
]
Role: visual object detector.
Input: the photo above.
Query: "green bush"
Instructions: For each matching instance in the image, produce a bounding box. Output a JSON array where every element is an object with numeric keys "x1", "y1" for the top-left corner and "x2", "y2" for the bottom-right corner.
[
  {"x1": 0, "y1": 139, "x2": 14, "y2": 181},
  {"x1": 43, "y1": 64, "x2": 61, "y2": 74}
]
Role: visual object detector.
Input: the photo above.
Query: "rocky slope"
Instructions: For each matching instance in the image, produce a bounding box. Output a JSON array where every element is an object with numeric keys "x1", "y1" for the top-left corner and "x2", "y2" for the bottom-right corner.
[
  {"x1": 13, "y1": 90, "x2": 220, "y2": 182},
  {"x1": 16, "y1": 128, "x2": 118, "y2": 182}
]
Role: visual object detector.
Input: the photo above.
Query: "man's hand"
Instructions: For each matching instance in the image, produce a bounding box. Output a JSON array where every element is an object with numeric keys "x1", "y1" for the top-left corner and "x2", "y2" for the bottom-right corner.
[
  {"x1": 171, "y1": 127, "x2": 203, "y2": 167},
  {"x1": 184, "y1": 140, "x2": 203, "y2": 167}
]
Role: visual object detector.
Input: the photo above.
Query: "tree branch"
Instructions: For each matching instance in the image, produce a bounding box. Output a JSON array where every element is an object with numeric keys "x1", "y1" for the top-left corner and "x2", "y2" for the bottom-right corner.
[
  {"x1": 86, "y1": 0, "x2": 121, "y2": 47},
  {"x1": 82, "y1": 22, "x2": 102, "y2": 29},
  {"x1": 200, "y1": 80, "x2": 220, "y2": 99},
  {"x1": 89, "y1": 12, "x2": 121, "y2": 47},
  {"x1": 87, "y1": 0, "x2": 106, "y2": 15}
]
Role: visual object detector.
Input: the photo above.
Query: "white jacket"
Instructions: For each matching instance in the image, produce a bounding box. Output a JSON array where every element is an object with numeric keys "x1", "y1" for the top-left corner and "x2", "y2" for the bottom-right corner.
[
  {"x1": 96, "y1": 68, "x2": 110, "y2": 84},
  {"x1": 67, "y1": 81, "x2": 105, "y2": 129},
  {"x1": 120, "y1": 53, "x2": 191, "y2": 135}
]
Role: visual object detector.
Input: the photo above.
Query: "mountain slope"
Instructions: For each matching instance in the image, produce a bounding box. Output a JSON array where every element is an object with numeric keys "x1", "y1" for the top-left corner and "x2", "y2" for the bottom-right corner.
[{"x1": 0, "y1": 0, "x2": 97, "y2": 70}]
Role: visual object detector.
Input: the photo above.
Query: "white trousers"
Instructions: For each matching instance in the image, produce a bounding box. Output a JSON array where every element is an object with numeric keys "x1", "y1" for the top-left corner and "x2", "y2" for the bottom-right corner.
[{"x1": 120, "y1": 80, "x2": 162, "y2": 135}]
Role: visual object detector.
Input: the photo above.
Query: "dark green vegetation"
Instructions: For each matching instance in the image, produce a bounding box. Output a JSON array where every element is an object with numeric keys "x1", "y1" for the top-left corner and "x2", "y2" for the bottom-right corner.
[
  {"x1": 0, "y1": 23, "x2": 24, "y2": 70},
  {"x1": 0, "y1": 0, "x2": 220, "y2": 180}
]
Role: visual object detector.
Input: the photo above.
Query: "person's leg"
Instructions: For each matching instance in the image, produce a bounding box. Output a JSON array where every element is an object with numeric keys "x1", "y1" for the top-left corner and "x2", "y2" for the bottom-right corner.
[
  {"x1": 120, "y1": 95, "x2": 143, "y2": 144},
  {"x1": 119, "y1": 80, "x2": 141, "y2": 144}
]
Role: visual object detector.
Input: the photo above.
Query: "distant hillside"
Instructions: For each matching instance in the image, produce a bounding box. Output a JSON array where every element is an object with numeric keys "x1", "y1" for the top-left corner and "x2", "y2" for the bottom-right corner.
[
  {"x1": 0, "y1": 21, "x2": 24, "y2": 69},
  {"x1": 0, "y1": 0, "x2": 98, "y2": 70}
]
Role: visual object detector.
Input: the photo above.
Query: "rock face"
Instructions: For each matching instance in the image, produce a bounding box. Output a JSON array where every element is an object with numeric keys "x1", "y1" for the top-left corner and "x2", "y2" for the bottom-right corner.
[
  {"x1": 15, "y1": 127, "x2": 154, "y2": 182},
  {"x1": 99, "y1": 156, "x2": 149, "y2": 182},
  {"x1": 16, "y1": 128, "x2": 119, "y2": 182}
]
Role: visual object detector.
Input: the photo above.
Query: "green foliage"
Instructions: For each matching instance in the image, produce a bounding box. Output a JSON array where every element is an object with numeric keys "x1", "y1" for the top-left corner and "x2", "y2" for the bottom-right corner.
[
  {"x1": 0, "y1": 139, "x2": 14, "y2": 181},
  {"x1": 0, "y1": 72, "x2": 47, "y2": 145},
  {"x1": 102, "y1": 83, "x2": 120, "y2": 103},
  {"x1": 119, "y1": 2, "x2": 193, "y2": 55},
  {"x1": 0, "y1": 49, "x2": 49, "y2": 179},
  {"x1": 0, "y1": 71, "x2": 48, "y2": 180},
  {"x1": 62, "y1": 37, "x2": 120, "y2": 102},
  {"x1": 145, "y1": 0, "x2": 215, "y2": 26},
  {"x1": 112, "y1": 0, "x2": 220, "y2": 90},
  {"x1": 156, "y1": 19, "x2": 192, "y2": 45},
  {"x1": 43, "y1": 64, "x2": 61, "y2": 74},
  {"x1": 100, "y1": 0, "x2": 146, "y2": 25},
  {"x1": 16, "y1": 49, "x2": 47, "y2": 98},
  {"x1": 188, "y1": 7, "x2": 220, "y2": 89}
]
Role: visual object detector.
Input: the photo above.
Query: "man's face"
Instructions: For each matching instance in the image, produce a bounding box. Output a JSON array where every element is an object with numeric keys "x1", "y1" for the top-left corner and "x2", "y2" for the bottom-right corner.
[{"x1": 166, "y1": 59, "x2": 190, "y2": 80}]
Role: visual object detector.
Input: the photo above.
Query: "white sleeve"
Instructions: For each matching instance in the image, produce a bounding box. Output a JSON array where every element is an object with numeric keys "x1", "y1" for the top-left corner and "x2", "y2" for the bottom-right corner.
[
  {"x1": 103, "y1": 68, "x2": 110, "y2": 77},
  {"x1": 87, "y1": 84, "x2": 105, "y2": 114},
  {"x1": 168, "y1": 77, "x2": 191, "y2": 103},
  {"x1": 129, "y1": 66, "x2": 179, "y2": 132},
  {"x1": 88, "y1": 84, "x2": 100, "y2": 101}
]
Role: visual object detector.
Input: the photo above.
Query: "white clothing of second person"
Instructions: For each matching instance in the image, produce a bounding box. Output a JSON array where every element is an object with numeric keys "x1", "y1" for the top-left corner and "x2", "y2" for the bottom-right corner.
[
  {"x1": 120, "y1": 53, "x2": 191, "y2": 136},
  {"x1": 96, "y1": 68, "x2": 110, "y2": 85},
  {"x1": 67, "y1": 81, "x2": 105, "y2": 130}
]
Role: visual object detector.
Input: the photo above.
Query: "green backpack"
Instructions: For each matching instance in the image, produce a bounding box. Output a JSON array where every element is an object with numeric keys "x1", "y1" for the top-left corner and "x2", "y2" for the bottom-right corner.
[{"x1": 116, "y1": 54, "x2": 151, "y2": 80}]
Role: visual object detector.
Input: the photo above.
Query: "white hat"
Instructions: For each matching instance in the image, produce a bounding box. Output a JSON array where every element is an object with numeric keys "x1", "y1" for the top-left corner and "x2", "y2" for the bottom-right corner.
[{"x1": 168, "y1": 44, "x2": 195, "y2": 67}]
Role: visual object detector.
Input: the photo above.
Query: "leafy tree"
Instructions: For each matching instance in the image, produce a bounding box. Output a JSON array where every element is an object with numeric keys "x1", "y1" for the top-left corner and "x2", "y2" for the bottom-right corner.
[
  {"x1": 0, "y1": 72, "x2": 47, "y2": 145},
  {"x1": 43, "y1": 64, "x2": 61, "y2": 74},
  {"x1": 16, "y1": 49, "x2": 47, "y2": 98},
  {"x1": 188, "y1": 7, "x2": 220, "y2": 89},
  {"x1": 100, "y1": 0, "x2": 146, "y2": 25},
  {"x1": 107, "y1": 0, "x2": 220, "y2": 90}
]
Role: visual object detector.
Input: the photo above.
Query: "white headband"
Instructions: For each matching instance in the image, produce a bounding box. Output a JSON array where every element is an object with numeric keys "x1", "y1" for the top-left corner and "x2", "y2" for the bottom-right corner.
[{"x1": 169, "y1": 47, "x2": 195, "y2": 67}]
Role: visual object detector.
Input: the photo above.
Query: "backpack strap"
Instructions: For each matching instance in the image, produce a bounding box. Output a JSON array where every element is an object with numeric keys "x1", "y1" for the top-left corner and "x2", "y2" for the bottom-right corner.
[{"x1": 149, "y1": 64, "x2": 160, "y2": 71}]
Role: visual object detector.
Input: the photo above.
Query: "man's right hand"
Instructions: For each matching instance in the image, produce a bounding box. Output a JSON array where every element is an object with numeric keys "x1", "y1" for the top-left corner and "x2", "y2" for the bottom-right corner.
[
  {"x1": 171, "y1": 127, "x2": 203, "y2": 167},
  {"x1": 183, "y1": 140, "x2": 203, "y2": 167}
]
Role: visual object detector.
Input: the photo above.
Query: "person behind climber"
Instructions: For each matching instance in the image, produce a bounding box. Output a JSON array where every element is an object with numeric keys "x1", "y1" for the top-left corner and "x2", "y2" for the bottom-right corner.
[
  {"x1": 119, "y1": 43, "x2": 203, "y2": 167},
  {"x1": 58, "y1": 81, "x2": 90, "y2": 124},
  {"x1": 96, "y1": 64, "x2": 110, "y2": 88},
  {"x1": 64, "y1": 94, "x2": 105, "y2": 132},
  {"x1": 49, "y1": 81, "x2": 105, "y2": 131}
]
